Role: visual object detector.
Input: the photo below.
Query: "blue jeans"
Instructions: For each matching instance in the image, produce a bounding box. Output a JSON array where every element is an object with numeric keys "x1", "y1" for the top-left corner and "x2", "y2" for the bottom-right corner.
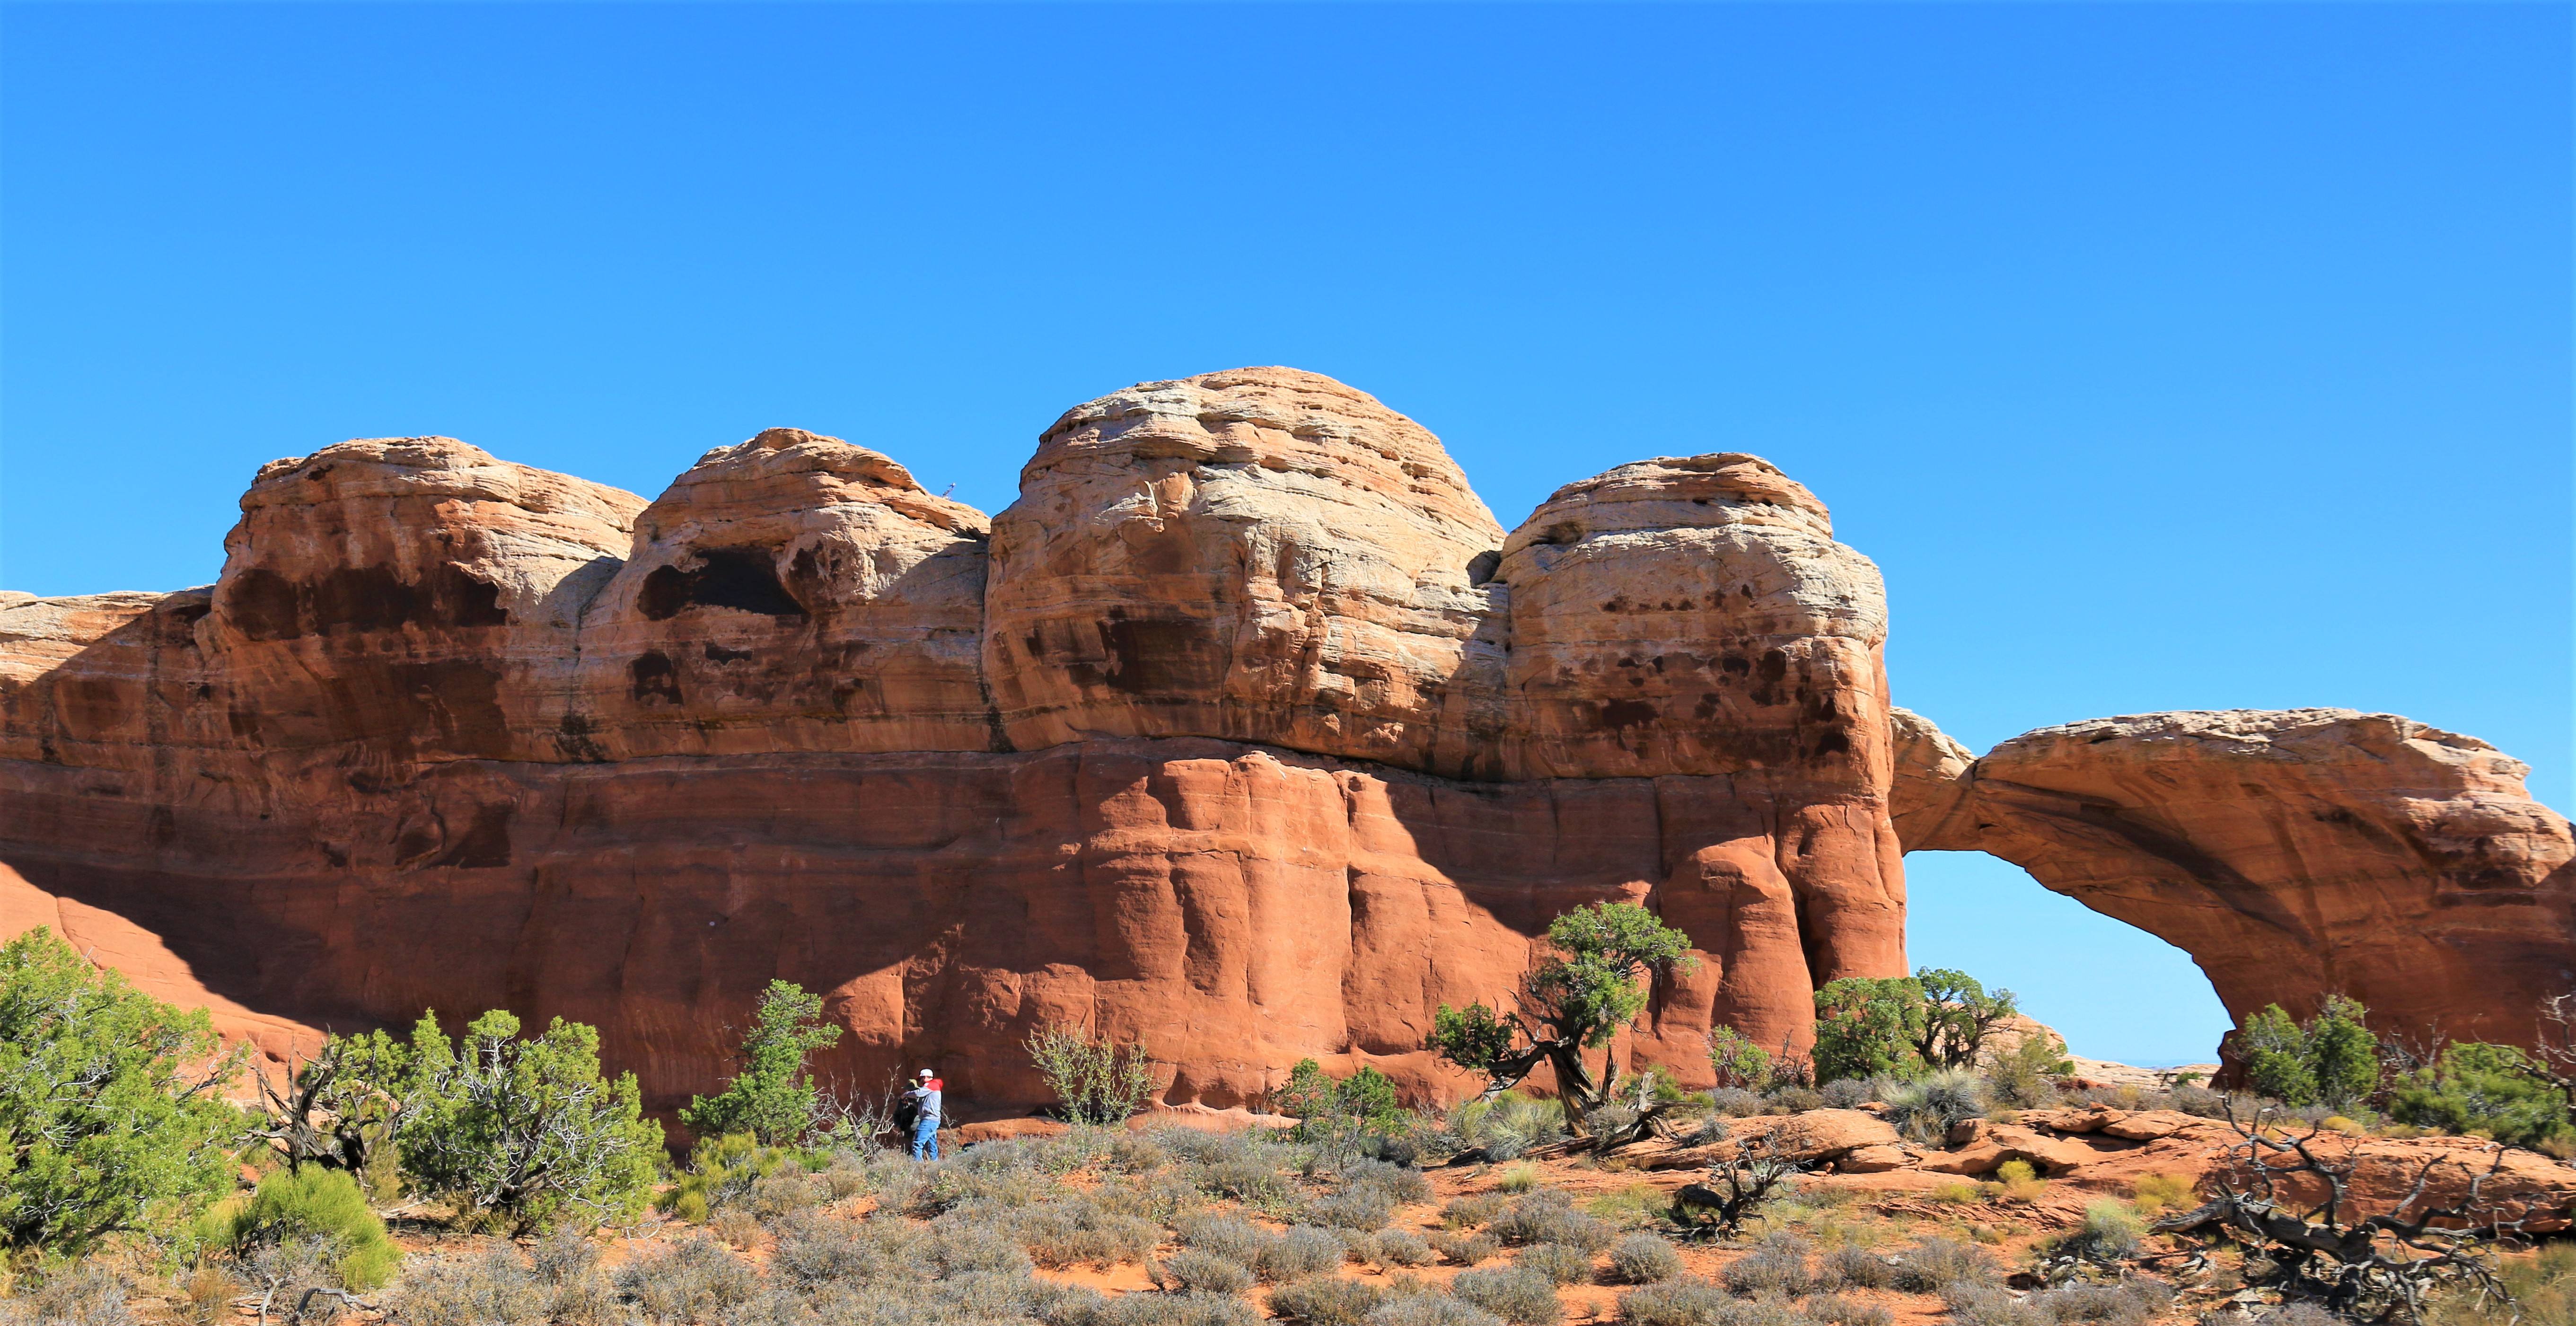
[{"x1": 910, "y1": 1115, "x2": 941, "y2": 1161}]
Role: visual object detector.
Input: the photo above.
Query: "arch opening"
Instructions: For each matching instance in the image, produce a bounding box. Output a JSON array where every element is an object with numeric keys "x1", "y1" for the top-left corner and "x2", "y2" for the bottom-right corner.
[{"x1": 1903, "y1": 849, "x2": 2229, "y2": 1068}]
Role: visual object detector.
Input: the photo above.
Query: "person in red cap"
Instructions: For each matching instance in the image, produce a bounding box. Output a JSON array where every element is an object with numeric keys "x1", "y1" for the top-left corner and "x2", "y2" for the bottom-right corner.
[{"x1": 904, "y1": 1068, "x2": 944, "y2": 1160}]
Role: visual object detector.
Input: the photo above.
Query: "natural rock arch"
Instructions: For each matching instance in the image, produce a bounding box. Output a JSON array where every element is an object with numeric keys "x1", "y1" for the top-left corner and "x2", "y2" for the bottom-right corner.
[{"x1": 1889, "y1": 705, "x2": 2576, "y2": 1056}]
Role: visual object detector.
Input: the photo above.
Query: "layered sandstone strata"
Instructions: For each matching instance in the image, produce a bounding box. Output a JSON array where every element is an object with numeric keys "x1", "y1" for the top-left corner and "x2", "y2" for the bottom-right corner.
[
  {"x1": 0, "y1": 368, "x2": 1910, "y2": 1115},
  {"x1": 1893, "y1": 707, "x2": 2576, "y2": 1050}
]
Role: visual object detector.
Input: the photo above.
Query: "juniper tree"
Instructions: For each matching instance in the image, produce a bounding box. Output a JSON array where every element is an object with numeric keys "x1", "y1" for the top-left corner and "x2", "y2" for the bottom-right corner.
[{"x1": 1432, "y1": 902, "x2": 1696, "y2": 1136}]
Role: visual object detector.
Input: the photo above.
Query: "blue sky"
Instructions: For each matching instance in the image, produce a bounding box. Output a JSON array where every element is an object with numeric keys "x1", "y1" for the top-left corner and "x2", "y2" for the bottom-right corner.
[{"x1": 3, "y1": 3, "x2": 2566, "y2": 1065}]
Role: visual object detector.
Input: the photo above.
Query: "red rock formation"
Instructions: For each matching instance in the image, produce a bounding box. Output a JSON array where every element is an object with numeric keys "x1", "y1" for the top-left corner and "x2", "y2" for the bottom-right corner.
[
  {"x1": 0, "y1": 369, "x2": 1911, "y2": 1115},
  {"x1": 1893, "y1": 706, "x2": 2576, "y2": 1054},
  {"x1": 983, "y1": 368, "x2": 1510, "y2": 776}
]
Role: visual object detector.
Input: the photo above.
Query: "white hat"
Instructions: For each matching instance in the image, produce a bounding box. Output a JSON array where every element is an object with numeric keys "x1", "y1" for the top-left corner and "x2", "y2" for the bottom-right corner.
[{"x1": 918, "y1": 1068, "x2": 934, "y2": 1078}]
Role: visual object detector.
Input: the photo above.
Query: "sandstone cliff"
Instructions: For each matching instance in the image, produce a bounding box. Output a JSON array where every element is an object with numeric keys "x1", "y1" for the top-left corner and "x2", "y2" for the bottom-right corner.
[
  {"x1": 1892, "y1": 706, "x2": 2576, "y2": 1051},
  {"x1": 0, "y1": 368, "x2": 1908, "y2": 1115}
]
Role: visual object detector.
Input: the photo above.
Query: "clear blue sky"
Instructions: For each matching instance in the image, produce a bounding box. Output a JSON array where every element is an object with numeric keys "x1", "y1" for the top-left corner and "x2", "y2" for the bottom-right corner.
[{"x1": 4, "y1": 3, "x2": 2566, "y2": 1065}]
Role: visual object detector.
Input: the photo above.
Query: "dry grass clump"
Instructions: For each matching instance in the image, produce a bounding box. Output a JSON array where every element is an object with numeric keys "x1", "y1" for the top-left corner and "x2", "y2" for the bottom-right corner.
[
  {"x1": 1340, "y1": 1157, "x2": 1435, "y2": 1204},
  {"x1": 1433, "y1": 1231, "x2": 1503, "y2": 1266},
  {"x1": 1110, "y1": 1290, "x2": 1264, "y2": 1326},
  {"x1": 1720, "y1": 1232, "x2": 1813, "y2": 1297},
  {"x1": 1887, "y1": 1236, "x2": 2001, "y2": 1293},
  {"x1": 1604, "y1": 1232, "x2": 1684, "y2": 1285},
  {"x1": 1488, "y1": 1191, "x2": 1613, "y2": 1252},
  {"x1": 1268, "y1": 1274, "x2": 1393, "y2": 1326},
  {"x1": 1316, "y1": 1187, "x2": 1397, "y2": 1230},
  {"x1": 1512, "y1": 1242, "x2": 1596, "y2": 1285},
  {"x1": 1014, "y1": 1197, "x2": 1164, "y2": 1268},
  {"x1": 1451, "y1": 1265, "x2": 1566, "y2": 1326},
  {"x1": 1369, "y1": 1294, "x2": 1509, "y2": 1326},
  {"x1": 1496, "y1": 1163, "x2": 1545, "y2": 1194},
  {"x1": 615, "y1": 1237, "x2": 764, "y2": 1325},
  {"x1": 2127, "y1": 1172, "x2": 2196, "y2": 1215},
  {"x1": 1174, "y1": 1214, "x2": 1342, "y2": 1282},
  {"x1": 1155, "y1": 1250, "x2": 1256, "y2": 1296},
  {"x1": 1987, "y1": 1159, "x2": 2048, "y2": 1203},
  {"x1": 1615, "y1": 1276, "x2": 1733, "y2": 1326},
  {"x1": 1802, "y1": 1293, "x2": 1893, "y2": 1326},
  {"x1": 1258, "y1": 1227, "x2": 1349, "y2": 1282},
  {"x1": 1813, "y1": 1245, "x2": 1895, "y2": 1291},
  {"x1": 0, "y1": 1264, "x2": 137, "y2": 1326},
  {"x1": 1371, "y1": 1229, "x2": 1437, "y2": 1268},
  {"x1": 387, "y1": 1237, "x2": 618, "y2": 1326},
  {"x1": 1443, "y1": 1194, "x2": 1507, "y2": 1229},
  {"x1": 1176, "y1": 1212, "x2": 1272, "y2": 1265}
]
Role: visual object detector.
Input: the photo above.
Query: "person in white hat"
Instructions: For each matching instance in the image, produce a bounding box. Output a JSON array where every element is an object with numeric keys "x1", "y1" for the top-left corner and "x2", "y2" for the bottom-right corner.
[{"x1": 904, "y1": 1067, "x2": 945, "y2": 1160}]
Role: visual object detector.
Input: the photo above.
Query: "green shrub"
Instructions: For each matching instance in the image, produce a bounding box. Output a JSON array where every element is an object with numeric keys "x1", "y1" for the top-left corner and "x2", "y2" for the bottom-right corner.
[
  {"x1": 1811, "y1": 978, "x2": 1925, "y2": 1084},
  {"x1": 2128, "y1": 1172, "x2": 2196, "y2": 1215},
  {"x1": 658, "y1": 1131, "x2": 791, "y2": 1222},
  {"x1": 1028, "y1": 1022, "x2": 1159, "y2": 1125},
  {"x1": 2390, "y1": 1041, "x2": 2572, "y2": 1148},
  {"x1": 2050, "y1": 1201, "x2": 2143, "y2": 1265},
  {"x1": 1983, "y1": 1033, "x2": 2072, "y2": 1108},
  {"x1": 396, "y1": 1009, "x2": 662, "y2": 1232},
  {"x1": 1270, "y1": 1275, "x2": 1391, "y2": 1326},
  {"x1": 678, "y1": 980, "x2": 843, "y2": 1145},
  {"x1": 1707, "y1": 1027, "x2": 1774, "y2": 1092},
  {"x1": 0, "y1": 928, "x2": 242, "y2": 1253},
  {"x1": 1444, "y1": 1194, "x2": 1506, "y2": 1228},
  {"x1": 1433, "y1": 904, "x2": 1698, "y2": 1134},
  {"x1": 1451, "y1": 1265, "x2": 1565, "y2": 1326},
  {"x1": 1605, "y1": 1232, "x2": 1682, "y2": 1285},
  {"x1": 1280, "y1": 1060, "x2": 1410, "y2": 1154},
  {"x1": 2233, "y1": 997, "x2": 2378, "y2": 1111},
  {"x1": 227, "y1": 1167, "x2": 401, "y2": 1290}
]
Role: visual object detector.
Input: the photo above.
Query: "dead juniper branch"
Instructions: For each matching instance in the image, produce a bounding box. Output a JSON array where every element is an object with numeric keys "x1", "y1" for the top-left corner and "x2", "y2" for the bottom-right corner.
[
  {"x1": 2150, "y1": 1103, "x2": 2523, "y2": 1323},
  {"x1": 1670, "y1": 1121, "x2": 1810, "y2": 1238},
  {"x1": 1590, "y1": 1069, "x2": 1688, "y2": 1153},
  {"x1": 807, "y1": 1070, "x2": 906, "y2": 1150},
  {"x1": 242, "y1": 1033, "x2": 404, "y2": 1175}
]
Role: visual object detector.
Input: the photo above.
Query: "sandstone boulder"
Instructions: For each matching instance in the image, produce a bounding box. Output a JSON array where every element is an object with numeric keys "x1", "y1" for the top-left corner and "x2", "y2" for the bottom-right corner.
[
  {"x1": 1918, "y1": 1120, "x2": 2105, "y2": 1177},
  {"x1": 572, "y1": 428, "x2": 996, "y2": 758},
  {"x1": 205, "y1": 437, "x2": 646, "y2": 763},
  {"x1": 983, "y1": 368, "x2": 1509, "y2": 776}
]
